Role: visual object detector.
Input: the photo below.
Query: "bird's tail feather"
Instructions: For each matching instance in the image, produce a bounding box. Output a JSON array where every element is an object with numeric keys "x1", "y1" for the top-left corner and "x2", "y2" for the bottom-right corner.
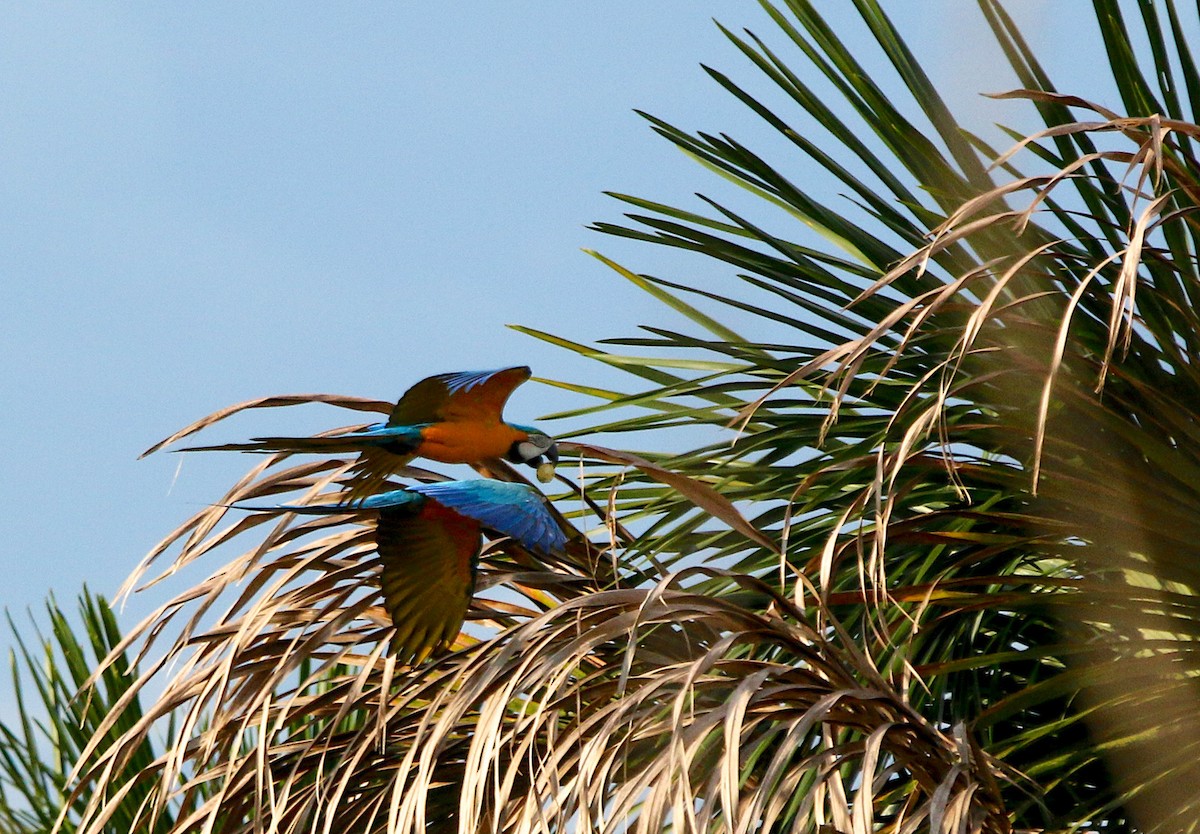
[
  {"x1": 182, "y1": 434, "x2": 382, "y2": 455},
  {"x1": 339, "y1": 447, "x2": 412, "y2": 503}
]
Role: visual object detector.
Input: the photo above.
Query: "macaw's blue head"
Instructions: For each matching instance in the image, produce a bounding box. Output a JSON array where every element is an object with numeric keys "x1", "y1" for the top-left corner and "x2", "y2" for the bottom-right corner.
[{"x1": 506, "y1": 423, "x2": 559, "y2": 481}]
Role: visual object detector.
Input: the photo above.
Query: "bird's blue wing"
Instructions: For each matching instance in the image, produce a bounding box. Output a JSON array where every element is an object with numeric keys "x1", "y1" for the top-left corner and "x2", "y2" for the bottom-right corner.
[
  {"x1": 234, "y1": 478, "x2": 561, "y2": 664},
  {"x1": 236, "y1": 478, "x2": 565, "y2": 551},
  {"x1": 410, "y1": 480, "x2": 566, "y2": 554}
]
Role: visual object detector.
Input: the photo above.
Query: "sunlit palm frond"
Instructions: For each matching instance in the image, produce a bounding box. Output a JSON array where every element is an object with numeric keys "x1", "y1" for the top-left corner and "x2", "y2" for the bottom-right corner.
[
  {"x1": 67, "y1": 414, "x2": 1014, "y2": 833},
  {"x1": 74, "y1": 494, "x2": 1014, "y2": 834}
]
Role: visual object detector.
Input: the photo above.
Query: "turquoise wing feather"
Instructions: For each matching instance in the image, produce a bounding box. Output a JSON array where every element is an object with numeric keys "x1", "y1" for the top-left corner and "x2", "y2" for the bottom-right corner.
[
  {"x1": 409, "y1": 480, "x2": 566, "y2": 555},
  {"x1": 255, "y1": 480, "x2": 565, "y2": 554}
]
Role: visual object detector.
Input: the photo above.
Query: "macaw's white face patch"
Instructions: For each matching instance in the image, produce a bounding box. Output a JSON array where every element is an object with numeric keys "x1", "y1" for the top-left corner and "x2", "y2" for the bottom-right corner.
[
  {"x1": 511, "y1": 434, "x2": 558, "y2": 477},
  {"x1": 518, "y1": 433, "x2": 555, "y2": 457},
  {"x1": 517, "y1": 441, "x2": 544, "y2": 461}
]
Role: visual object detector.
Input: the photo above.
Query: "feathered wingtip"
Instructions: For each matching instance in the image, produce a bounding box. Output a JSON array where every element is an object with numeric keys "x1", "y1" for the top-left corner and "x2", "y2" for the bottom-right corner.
[{"x1": 234, "y1": 479, "x2": 567, "y2": 556}]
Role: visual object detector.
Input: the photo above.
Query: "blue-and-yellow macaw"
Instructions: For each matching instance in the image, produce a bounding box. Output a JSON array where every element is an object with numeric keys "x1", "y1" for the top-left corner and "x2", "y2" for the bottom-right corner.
[
  {"x1": 191, "y1": 367, "x2": 559, "y2": 494},
  {"x1": 260, "y1": 479, "x2": 566, "y2": 664}
]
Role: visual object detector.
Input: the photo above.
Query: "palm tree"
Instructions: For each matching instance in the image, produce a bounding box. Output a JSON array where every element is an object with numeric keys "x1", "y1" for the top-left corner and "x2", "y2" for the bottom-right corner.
[
  {"x1": 0, "y1": 592, "x2": 191, "y2": 833},
  {"x1": 56, "y1": 1, "x2": 1200, "y2": 831}
]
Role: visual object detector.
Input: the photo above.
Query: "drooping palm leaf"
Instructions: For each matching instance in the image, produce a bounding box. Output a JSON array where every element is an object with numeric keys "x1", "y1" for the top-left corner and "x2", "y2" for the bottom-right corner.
[{"x1": 75, "y1": 398, "x2": 989, "y2": 832}]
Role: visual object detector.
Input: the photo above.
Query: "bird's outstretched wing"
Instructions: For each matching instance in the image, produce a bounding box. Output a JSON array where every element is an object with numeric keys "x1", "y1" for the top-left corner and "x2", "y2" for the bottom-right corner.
[
  {"x1": 388, "y1": 366, "x2": 531, "y2": 426},
  {"x1": 409, "y1": 480, "x2": 566, "y2": 555},
  {"x1": 376, "y1": 502, "x2": 480, "y2": 664},
  {"x1": 243, "y1": 479, "x2": 564, "y2": 663},
  {"x1": 258, "y1": 479, "x2": 565, "y2": 553}
]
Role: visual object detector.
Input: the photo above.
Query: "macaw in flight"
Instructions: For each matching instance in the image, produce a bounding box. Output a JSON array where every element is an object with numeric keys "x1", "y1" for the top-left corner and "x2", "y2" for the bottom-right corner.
[
  {"x1": 254, "y1": 479, "x2": 566, "y2": 664},
  {"x1": 190, "y1": 366, "x2": 559, "y2": 495}
]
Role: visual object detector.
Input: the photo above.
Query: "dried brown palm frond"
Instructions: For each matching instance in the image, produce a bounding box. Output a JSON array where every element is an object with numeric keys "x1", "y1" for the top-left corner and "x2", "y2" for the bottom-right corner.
[
  {"x1": 74, "y1": 525, "x2": 1015, "y2": 834},
  {"x1": 212, "y1": 584, "x2": 1011, "y2": 834},
  {"x1": 64, "y1": 379, "x2": 1015, "y2": 834}
]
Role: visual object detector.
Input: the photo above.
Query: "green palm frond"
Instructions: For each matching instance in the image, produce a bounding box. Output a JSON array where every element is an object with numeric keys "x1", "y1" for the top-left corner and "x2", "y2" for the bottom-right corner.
[
  {"x1": 536, "y1": 0, "x2": 1200, "y2": 829},
  {"x1": 0, "y1": 591, "x2": 182, "y2": 834}
]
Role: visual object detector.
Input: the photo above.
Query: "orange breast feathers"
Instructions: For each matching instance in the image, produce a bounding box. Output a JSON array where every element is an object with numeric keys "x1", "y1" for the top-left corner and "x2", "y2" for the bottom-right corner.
[{"x1": 417, "y1": 421, "x2": 525, "y2": 463}]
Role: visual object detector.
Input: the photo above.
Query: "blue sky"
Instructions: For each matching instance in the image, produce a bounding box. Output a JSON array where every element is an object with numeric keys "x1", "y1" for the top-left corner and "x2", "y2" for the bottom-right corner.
[{"x1": 0, "y1": 2, "x2": 1128, "y2": 632}]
